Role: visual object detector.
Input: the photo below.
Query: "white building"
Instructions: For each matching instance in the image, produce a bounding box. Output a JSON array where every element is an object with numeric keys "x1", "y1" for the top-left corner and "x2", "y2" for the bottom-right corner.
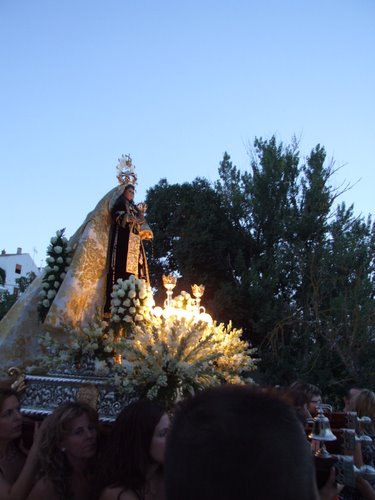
[{"x1": 0, "y1": 248, "x2": 40, "y2": 295}]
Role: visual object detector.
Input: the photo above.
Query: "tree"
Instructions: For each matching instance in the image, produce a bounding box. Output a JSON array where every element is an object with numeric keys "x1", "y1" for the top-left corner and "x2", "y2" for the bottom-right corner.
[
  {"x1": 145, "y1": 136, "x2": 375, "y2": 399},
  {"x1": 146, "y1": 177, "x2": 248, "y2": 324},
  {"x1": 0, "y1": 267, "x2": 5, "y2": 286},
  {"x1": 0, "y1": 271, "x2": 36, "y2": 320}
]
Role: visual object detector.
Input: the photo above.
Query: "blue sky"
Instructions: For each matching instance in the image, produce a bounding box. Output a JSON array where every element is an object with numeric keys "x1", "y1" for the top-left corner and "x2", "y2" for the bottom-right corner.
[{"x1": 1, "y1": 0, "x2": 374, "y2": 267}]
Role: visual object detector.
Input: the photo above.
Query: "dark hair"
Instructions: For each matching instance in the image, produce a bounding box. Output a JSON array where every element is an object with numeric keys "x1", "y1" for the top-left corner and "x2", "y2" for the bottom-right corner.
[
  {"x1": 0, "y1": 388, "x2": 18, "y2": 411},
  {"x1": 290, "y1": 381, "x2": 321, "y2": 400},
  {"x1": 95, "y1": 399, "x2": 165, "y2": 498},
  {"x1": 166, "y1": 385, "x2": 317, "y2": 500},
  {"x1": 37, "y1": 401, "x2": 98, "y2": 500}
]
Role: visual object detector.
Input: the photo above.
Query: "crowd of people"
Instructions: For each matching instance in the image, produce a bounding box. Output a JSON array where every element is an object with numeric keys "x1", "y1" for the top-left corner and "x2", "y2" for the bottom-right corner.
[{"x1": 1, "y1": 383, "x2": 375, "y2": 500}]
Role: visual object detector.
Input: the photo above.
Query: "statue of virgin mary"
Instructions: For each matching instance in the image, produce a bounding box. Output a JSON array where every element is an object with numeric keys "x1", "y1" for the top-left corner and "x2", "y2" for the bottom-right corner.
[{"x1": 0, "y1": 155, "x2": 152, "y2": 369}]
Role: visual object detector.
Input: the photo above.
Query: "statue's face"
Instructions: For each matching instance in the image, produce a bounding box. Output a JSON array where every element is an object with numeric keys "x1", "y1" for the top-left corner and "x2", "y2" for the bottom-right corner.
[{"x1": 124, "y1": 186, "x2": 135, "y2": 201}]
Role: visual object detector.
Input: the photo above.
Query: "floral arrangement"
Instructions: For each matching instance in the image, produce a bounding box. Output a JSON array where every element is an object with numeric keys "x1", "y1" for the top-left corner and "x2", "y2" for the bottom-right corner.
[
  {"x1": 170, "y1": 290, "x2": 197, "y2": 313},
  {"x1": 110, "y1": 275, "x2": 155, "y2": 331},
  {"x1": 38, "y1": 228, "x2": 73, "y2": 322},
  {"x1": 37, "y1": 314, "x2": 124, "y2": 376},
  {"x1": 116, "y1": 311, "x2": 258, "y2": 409}
]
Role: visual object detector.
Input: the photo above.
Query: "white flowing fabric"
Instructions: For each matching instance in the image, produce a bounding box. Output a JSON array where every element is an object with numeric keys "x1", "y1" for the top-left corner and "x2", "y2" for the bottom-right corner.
[{"x1": 0, "y1": 185, "x2": 125, "y2": 370}]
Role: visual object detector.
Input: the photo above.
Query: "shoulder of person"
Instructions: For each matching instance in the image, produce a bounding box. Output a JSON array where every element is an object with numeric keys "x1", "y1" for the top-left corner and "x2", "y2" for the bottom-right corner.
[
  {"x1": 27, "y1": 477, "x2": 57, "y2": 499},
  {"x1": 98, "y1": 486, "x2": 141, "y2": 500}
]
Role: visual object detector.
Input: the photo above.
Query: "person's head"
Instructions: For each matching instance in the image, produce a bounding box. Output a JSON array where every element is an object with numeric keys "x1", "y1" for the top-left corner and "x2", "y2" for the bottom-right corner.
[
  {"x1": 95, "y1": 399, "x2": 169, "y2": 495},
  {"x1": 343, "y1": 387, "x2": 362, "y2": 412},
  {"x1": 165, "y1": 385, "x2": 318, "y2": 500},
  {"x1": 124, "y1": 184, "x2": 135, "y2": 202},
  {"x1": 0, "y1": 388, "x2": 22, "y2": 442},
  {"x1": 351, "y1": 389, "x2": 375, "y2": 420},
  {"x1": 290, "y1": 382, "x2": 322, "y2": 415},
  {"x1": 281, "y1": 387, "x2": 311, "y2": 424},
  {"x1": 38, "y1": 401, "x2": 98, "y2": 497}
]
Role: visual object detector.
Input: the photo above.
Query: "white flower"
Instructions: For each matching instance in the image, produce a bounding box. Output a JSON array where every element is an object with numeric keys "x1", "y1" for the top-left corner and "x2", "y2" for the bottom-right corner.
[
  {"x1": 42, "y1": 299, "x2": 50, "y2": 308},
  {"x1": 66, "y1": 246, "x2": 72, "y2": 253},
  {"x1": 135, "y1": 314, "x2": 143, "y2": 322},
  {"x1": 54, "y1": 246, "x2": 63, "y2": 254},
  {"x1": 139, "y1": 290, "x2": 147, "y2": 299},
  {"x1": 124, "y1": 315, "x2": 132, "y2": 323},
  {"x1": 60, "y1": 272, "x2": 66, "y2": 279},
  {"x1": 53, "y1": 266, "x2": 59, "y2": 271},
  {"x1": 50, "y1": 236, "x2": 58, "y2": 244},
  {"x1": 66, "y1": 257, "x2": 72, "y2": 264},
  {"x1": 56, "y1": 257, "x2": 64, "y2": 264},
  {"x1": 129, "y1": 307, "x2": 136, "y2": 314},
  {"x1": 42, "y1": 282, "x2": 50, "y2": 289},
  {"x1": 47, "y1": 256, "x2": 55, "y2": 264},
  {"x1": 128, "y1": 290, "x2": 136, "y2": 299},
  {"x1": 48, "y1": 275, "x2": 55, "y2": 281},
  {"x1": 124, "y1": 299, "x2": 131, "y2": 307},
  {"x1": 62, "y1": 237, "x2": 68, "y2": 244},
  {"x1": 118, "y1": 307, "x2": 125, "y2": 314},
  {"x1": 112, "y1": 299, "x2": 121, "y2": 307},
  {"x1": 117, "y1": 289, "x2": 125, "y2": 297},
  {"x1": 39, "y1": 290, "x2": 47, "y2": 298},
  {"x1": 47, "y1": 289, "x2": 56, "y2": 299},
  {"x1": 112, "y1": 314, "x2": 121, "y2": 323},
  {"x1": 54, "y1": 281, "x2": 60, "y2": 289}
]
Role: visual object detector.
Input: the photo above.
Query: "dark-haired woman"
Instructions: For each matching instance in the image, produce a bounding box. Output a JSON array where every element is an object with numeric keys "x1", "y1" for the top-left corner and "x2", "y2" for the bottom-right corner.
[
  {"x1": 27, "y1": 401, "x2": 98, "y2": 500},
  {"x1": 0, "y1": 388, "x2": 43, "y2": 500},
  {"x1": 96, "y1": 399, "x2": 170, "y2": 500}
]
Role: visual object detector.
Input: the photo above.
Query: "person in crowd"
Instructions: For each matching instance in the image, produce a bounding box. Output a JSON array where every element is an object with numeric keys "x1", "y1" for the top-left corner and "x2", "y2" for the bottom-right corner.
[
  {"x1": 0, "y1": 388, "x2": 45, "y2": 500},
  {"x1": 290, "y1": 381, "x2": 322, "y2": 416},
  {"x1": 280, "y1": 386, "x2": 312, "y2": 425},
  {"x1": 350, "y1": 389, "x2": 375, "y2": 427},
  {"x1": 27, "y1": 400, "x2": 98, "y2": 500},
  {"x1": 96, "y1": 399, "x2": 169, "y2": 500},
  {"x1": 165, "y1": 384, "x2": 324, "y2": 500},
  {"x1": 343, "y1": 386, "x2": 362, "y2": 412}
]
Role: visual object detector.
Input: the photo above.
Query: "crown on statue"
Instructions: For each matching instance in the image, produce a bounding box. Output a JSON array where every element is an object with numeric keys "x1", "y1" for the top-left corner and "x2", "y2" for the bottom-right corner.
[{"x1": 116, "y1": 154, "x2": 138, "y2": 187}]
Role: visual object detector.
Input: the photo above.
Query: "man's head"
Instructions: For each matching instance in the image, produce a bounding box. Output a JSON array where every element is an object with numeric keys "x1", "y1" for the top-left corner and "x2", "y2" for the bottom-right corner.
[
  {"x1": 290, "y1": 381, "x2": 322, "y2": 416},
  {"x1": 165, "y1": 385, "x2": 318, "y2": 500}
]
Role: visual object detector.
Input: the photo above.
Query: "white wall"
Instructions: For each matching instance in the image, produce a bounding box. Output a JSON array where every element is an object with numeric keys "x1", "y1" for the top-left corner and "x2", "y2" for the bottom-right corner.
[{"x1": 0, "y1": 249, "x2": 40, "y2": 294}]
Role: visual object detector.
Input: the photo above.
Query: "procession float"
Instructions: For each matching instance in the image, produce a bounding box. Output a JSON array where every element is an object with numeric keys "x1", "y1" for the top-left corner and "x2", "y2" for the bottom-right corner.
[{"x1": 0, "y1": 155, "x2": 258, "y2": 420}]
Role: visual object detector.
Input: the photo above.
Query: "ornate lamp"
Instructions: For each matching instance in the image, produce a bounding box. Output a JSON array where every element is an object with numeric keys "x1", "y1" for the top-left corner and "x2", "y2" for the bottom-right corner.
[
  {"x1": 309, "y1": 407, "x2": 337, "y2": 458},
  {"x1": 163, "y1": 274, "x2": 177, "y2": 307},
  {"x1": 191, "y1": 284, "x2": 205, "y2": 313}
]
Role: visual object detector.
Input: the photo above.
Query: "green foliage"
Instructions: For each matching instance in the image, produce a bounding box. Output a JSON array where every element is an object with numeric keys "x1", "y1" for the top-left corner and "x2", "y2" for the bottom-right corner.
[
  {"x1": 0, "y1": 267, "x2": 5, "y2": 286},
  {"x1": 146, "y1": 136, "x2": 375, "y2": 402},
  {"x1": 0, "y1": 291, "x2": 17, "y2": 320},
  {"x1": 16, "y1": 271, "x2": 36, "y2": 292},
  {"x1": 0, "y1": 271, "x2": 36, "y2": 320}
]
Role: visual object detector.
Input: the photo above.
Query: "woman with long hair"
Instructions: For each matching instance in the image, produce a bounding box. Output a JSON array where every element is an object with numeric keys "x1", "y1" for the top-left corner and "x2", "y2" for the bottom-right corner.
[
  {"x1": 27, "y1": 400, "x2": 98, "y2": 500},
  {"x1": 96, "y1": 399, "x2": 170, "y2": 500},
  {"x1": 0, "y1": 388, "x2": 44, "y2": 500},
  {"x1": 351, "y1": 389, "x2": 375, "y2": 428}
]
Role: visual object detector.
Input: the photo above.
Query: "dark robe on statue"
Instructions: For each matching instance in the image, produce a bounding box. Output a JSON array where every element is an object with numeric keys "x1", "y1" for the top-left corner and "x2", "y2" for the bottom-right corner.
[{"x1": 104, "y1": 193, "x2": 150, "y2": 314}]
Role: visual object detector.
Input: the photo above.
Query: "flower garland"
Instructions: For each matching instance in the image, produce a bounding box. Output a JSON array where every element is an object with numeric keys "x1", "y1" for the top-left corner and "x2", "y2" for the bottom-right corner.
[
  {"x1": 37, "y1": 315, "x2": 124, "y2": 376},
  {"x1": 38, "y1": 228, "x2": 73, "y2": 322},
  {"x1": 110, "y1": 275, "x2": 155, "y2": 331}
]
